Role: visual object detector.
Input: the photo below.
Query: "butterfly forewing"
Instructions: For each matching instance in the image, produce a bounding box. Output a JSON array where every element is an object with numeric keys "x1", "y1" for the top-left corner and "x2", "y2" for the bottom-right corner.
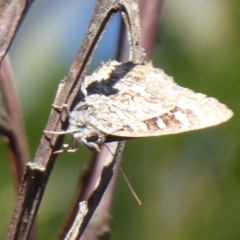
[{"x1": 80, "y1": 61, "x2": 233, "y2": 138}]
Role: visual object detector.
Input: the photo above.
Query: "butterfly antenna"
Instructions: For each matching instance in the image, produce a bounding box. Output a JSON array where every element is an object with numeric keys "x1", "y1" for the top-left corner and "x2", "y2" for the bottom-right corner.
[
  {"x1": 104, "y1": 144, "x2": 142, "y2": 205},
  {"x1": 118, "y1": 165, "x2": 142, "y2": 205}
]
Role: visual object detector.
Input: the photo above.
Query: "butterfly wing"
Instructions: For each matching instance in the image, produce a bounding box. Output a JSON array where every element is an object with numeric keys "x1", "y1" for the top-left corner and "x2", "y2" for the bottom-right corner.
[{"x1": 83, "y1": 61, "x2": 233, "y2": 137}]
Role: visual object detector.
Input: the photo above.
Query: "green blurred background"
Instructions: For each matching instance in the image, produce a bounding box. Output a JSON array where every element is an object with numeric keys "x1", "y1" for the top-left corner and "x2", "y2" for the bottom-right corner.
[{"x1": 0, "y1": 0, "x2": 240, "y2": 239}]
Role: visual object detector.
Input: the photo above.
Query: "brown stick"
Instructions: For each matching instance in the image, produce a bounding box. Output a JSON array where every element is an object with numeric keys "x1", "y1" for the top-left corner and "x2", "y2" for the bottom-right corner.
[
  {"x1": 0, "y1": 1, "x2": 38, "y2": 239},
  {"x1": 0, "y1": 55, "x2": 30, "y2": 187},
  {"x1": 0, "y1": 0, "x2": 33, "y2": 63},
  {"x1": 120, "y1": 0, "x2": 145, "y2": 63},
  {"x1": 139, "y1": 0, "x2": 165, "y2": 60},
  {"x1": 64, "y1": 142, "x2": 125, "y2": 240}
]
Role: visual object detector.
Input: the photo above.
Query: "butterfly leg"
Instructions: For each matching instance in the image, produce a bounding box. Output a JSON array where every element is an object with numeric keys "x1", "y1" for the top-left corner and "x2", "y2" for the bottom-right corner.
[
  {"x1": 52, "y1": 103, "x2": 71, "y2": 118},
  {"x1": 80, "y1": 85, "x2": 88, "y2": 98},
  {"x1": 43, "y1": 129, "x2": 77, "y2": 135},
  {"x1": 43, "y1": 104, "x2": 73, "y2": 135},
  {"x1": 81, "y1": 138, "x2": 101, "y2": 152},
  {"x1": 80, "y1": 129, "x2": 106, "y2": 152},
  {"x1": 53, "y1": 144, "x2": 77, "y2": 154}
]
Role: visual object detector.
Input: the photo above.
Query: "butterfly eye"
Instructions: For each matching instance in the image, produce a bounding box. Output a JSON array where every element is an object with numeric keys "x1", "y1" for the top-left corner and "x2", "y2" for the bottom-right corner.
[
  {"x1": 81, "y1": 105, "x2": 89, "y2": 110},
  {"x1": 75, "y1": 104, "x2": 90, "y2": 111}
]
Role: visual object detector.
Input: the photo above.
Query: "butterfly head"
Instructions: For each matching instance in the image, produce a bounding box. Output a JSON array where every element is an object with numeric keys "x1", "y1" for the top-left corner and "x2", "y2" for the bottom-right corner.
[{"x1": 68, "y1": 102, "x2": 105, "y2": 151}]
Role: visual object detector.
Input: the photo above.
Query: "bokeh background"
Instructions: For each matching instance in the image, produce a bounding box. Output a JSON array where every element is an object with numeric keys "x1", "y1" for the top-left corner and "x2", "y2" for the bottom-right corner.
[{"x1": 0, "y1": 0, "x2": 239, "y2": 239}]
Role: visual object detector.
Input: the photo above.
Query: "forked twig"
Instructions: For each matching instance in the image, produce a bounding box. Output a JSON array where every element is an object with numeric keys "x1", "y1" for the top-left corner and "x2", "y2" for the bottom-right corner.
[
  {"x1": 6, "y1": 0, "x2": 145, "y2": 239},
  {"x1": 59, "y1": 0, "x2": 146, "y2": 238},
  {"x1": 64, "y1": 142, "x2": 125, "y2": 240}
]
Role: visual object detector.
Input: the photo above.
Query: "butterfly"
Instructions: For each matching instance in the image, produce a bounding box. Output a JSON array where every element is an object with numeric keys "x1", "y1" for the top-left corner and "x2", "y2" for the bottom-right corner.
[{"x1": 44, "y1": 60, "x2": 233, "y2": 152}]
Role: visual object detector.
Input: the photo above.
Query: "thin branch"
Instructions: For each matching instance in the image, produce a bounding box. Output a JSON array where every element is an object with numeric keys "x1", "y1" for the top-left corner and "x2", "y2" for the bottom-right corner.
[
  {"x1": 64, "y1": 142, "x2": 125, "y2": 240},
  {"x1": 120, "y1": 0, "x2": 145, "y2": 63},
  {"x1": 79, "y1": 143, "x2": 124, "y2": 240},
  {"x1": 0, "y1": 0, "x2": 34, "y2": 63},
  {"x1": 0, "y1": 108, "x2": 11, "y2": 136},
  {"x1": 6, "y1": 163, "x2": 45, "y2": 240},
  {"x1": 0, "y1": 55, "x2": 30, "y2": 187},
  {"x1": 56, "y1": 148, "x2": 103, "y2": 239},
  {"x1": 115, "y1": 17, "x2": 126, "y2": 61},
  {"x1": 0, "y1": 1, "x2": 38, "y2": 238},
  {"x1": 139, "y1": 0, "x2": 165, "y2": 60}
]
